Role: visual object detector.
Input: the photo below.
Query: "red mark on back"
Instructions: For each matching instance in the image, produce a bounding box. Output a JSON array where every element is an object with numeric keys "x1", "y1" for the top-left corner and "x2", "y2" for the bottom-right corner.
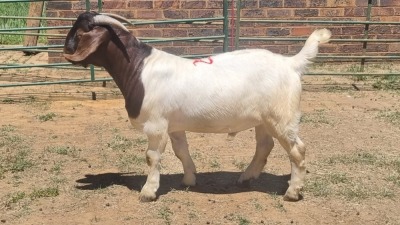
[{"x1": 193, "y1": 56, "x2": 213, "y2": 66}]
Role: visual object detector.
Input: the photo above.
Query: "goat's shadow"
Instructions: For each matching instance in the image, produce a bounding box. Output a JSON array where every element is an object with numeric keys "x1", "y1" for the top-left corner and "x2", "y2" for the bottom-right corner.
[{"x1": 75, "y1": 171, "x2": 290, "y2": 197}]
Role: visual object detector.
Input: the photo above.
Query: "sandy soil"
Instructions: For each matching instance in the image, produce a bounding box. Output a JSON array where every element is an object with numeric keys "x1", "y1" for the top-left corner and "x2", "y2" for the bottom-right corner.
[{"x1": 0, "y1": 51, "x2": 399, "y2": 225}]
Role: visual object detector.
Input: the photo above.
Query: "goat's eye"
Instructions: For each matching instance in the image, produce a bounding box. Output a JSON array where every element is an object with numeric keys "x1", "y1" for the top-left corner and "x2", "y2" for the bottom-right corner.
[{"x1": 76, "y1": 31, "x2": 83, "y2": 39}]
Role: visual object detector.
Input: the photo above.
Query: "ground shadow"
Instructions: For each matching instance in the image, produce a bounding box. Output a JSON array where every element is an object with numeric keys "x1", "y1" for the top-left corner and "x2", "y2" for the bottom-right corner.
[{"x1": 75, "y1": 171, "x2": 290, "y2": 197}]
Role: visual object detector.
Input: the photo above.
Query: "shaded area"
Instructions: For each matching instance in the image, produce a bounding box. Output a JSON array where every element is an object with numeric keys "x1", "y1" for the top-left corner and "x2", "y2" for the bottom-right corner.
[{"x1": 75, "y1": 171, "x2": 290, "y2": 197}]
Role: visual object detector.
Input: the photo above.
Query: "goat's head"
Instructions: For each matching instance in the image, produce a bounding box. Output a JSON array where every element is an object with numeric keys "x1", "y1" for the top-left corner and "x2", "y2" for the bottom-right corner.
[{"x1": 63, "y1": 12, "x2": 131, "y2": 66}]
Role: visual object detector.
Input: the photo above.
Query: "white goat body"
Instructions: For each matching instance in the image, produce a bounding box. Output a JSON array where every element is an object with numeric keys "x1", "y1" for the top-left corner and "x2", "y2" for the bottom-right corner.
[
  {"x1": 140, "y1": 48, "x2": 301, "y2": 134},
  {"x1": 137, "y1": 29, "x2": 330, "y2": 136},
  {"x1": 63, "y1": 12, "x2": 331, "y2": 202},
  {"x1": 132, "y1": 29, "x2": 331, "y2": 201}
]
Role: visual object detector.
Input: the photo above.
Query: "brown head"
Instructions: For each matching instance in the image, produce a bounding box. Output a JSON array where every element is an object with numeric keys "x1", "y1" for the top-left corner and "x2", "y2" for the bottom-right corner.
[
  {"x1": 63, "y1": 11, "x2": 132, "y2": 66},
  {"x1": 64, "y1": 12, "x2": 152, "y2": 119}
]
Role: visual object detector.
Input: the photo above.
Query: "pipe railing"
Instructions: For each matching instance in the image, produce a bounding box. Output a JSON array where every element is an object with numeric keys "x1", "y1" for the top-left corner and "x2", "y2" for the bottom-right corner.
[
  {"x1": 0, "y1": 0, "x2": 230, "y2": 88},
  {"x1": 2, "y1": 0, "x2": 400, "y2": 89},
  {"x1": 235, "y1": 0, "x2": 400, "y2": 76}
]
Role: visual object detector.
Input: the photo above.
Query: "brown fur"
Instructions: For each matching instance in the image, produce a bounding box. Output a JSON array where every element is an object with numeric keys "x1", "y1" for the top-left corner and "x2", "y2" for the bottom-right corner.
[{"x1": 64, "y1": 19, "x2": 152, "y2": 118}]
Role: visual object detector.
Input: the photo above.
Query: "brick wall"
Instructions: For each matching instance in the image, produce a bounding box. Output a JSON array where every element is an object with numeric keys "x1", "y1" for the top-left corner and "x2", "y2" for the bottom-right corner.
[
  {"x1": 46, "y1": 0, "x2": 400, "y2": 63},
  {"x1": 238, "y1": 0, "x2": 400, "y2": 59}
]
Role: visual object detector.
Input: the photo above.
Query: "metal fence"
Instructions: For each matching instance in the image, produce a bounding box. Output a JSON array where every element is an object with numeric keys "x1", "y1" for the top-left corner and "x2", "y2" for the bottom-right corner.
[
  {"x1": 0, "y1": 0, "x2": 229, "y2": 88},
  {"x1": 1, "y1": 0, "x2": 399, "y2": 90},
  {"x1": 234, "y1": 0, "x2": 400, "y2": 77}
]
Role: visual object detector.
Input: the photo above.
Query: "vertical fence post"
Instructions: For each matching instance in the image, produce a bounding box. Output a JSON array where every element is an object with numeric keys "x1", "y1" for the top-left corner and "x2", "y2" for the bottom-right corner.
[
  {"x1": 23, "y1": 1, "x2": 44, "y2": 55},
  {"x1": 97, "y1": 0, "x2": 106, "y2": 87},
  {"x1": 235, "y1": 0, "x2": 241, "y2": 50},
  {"x1": 361, "y1": 0, "x2": 372, "y2": 72},
  {"x1": 98, "y1": 0, "x2": 102, "y2": 12},
  {"x1": 222, "y1": 0, "x2": 229, "y2": 52},
  {"x1": 85, "y1": 0, "x2": 96, "y2": 82}
]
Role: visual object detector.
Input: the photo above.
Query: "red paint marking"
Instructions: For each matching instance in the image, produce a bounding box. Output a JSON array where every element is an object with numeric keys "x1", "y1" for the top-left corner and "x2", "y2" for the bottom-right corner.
[{"x1": 193, "y1": 56, "x2": 213, "y2": 66}]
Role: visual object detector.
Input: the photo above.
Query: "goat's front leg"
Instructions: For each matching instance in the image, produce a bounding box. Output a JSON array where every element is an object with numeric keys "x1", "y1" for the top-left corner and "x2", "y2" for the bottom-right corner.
[
  {"x1": 169, "y1": 131, "x2": 196, "y2": 186},
  {"x1": 139, "y1": 133, "x2": 168, "y2": 202}
]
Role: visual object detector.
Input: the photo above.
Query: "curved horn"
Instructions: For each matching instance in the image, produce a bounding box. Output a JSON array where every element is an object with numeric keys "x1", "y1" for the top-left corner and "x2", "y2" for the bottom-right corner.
[
  {"x1": 99, "y1": 13, "x2": 134, "y2": 26},
  {"x1": 92, "y1": 14, "x2": 129, "y2": 31}
]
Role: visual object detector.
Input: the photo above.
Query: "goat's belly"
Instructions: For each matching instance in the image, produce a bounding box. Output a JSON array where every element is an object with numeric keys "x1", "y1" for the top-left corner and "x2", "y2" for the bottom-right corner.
[{"x1": 168, "y1": 118, "x2": 261, "y2": 133}]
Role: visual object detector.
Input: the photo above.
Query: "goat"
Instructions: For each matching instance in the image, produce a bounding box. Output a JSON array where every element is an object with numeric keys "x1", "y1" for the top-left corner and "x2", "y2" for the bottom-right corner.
[{"x1": 64, "y1": 12, "x2": 331, "y2": 202}]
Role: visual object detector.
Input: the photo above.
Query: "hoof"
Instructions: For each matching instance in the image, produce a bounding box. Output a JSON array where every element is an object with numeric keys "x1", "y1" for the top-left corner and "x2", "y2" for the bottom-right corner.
[
  {"x1": 139, "y1": 191, "x2": 157, "y2": 202},
  {"x1": 139, "y1": 195, "x2": 156, "y2": 202},
  {"x1": 182, "y1": 174, "x2": 196, "y2": 187},
  {"x1": 181, "y1": 182, "x2": 196, "y2": 188},
  {"x1": 283, "y1": 191, "x2": 302, "y2": 202},
  {"x1": 236, "y1": 179, "x2": 251, "y2": 188},
  {"x1": 283, "y1": 185, "x2": 303, "y2": 201}
]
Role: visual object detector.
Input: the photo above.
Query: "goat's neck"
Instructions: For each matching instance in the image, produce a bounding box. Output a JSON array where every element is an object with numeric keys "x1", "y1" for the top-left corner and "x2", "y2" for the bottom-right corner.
[{"x1": 102, "y1": 38, "x2": 152, "y2": 118}]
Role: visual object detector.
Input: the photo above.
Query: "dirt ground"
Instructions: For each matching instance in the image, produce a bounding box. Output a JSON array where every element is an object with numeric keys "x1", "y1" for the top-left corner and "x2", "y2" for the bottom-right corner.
[{"x1": 0, "y1": 52, "x2": 400, "y2": 225}]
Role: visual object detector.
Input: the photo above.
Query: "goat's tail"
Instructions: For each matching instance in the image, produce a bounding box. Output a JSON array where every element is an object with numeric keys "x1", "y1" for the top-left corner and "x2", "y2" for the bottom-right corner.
[{"x1": 291, "y1": 28, "x2": 331, "y2": 72}]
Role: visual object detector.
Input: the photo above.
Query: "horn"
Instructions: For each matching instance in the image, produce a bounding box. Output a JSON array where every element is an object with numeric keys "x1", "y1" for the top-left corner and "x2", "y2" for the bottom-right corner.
[
  {"x1": 92, "y1": 14, "x2": 130, "y2": 31},
  {"x1": 99, "y1": 13, "x2": 134, "y2": 26}
]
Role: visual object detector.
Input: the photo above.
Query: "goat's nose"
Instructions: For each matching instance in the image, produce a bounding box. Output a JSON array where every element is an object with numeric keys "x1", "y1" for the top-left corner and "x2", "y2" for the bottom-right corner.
[
  {"x1": 64, "y1": 38, "x2": 77, "y2": 54},
  {"x1": 64, "y1": 46, "x2": 74, "y2": 54}
]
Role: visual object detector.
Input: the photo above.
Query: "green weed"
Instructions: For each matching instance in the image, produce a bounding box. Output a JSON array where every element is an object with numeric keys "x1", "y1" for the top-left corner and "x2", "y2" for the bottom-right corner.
[
  {"x1": 327, "y1": 173, "x2": 350, "y2": 184},
  {"x1": 348, "y1": 64, "x2": 367, "y2": 81},
  {"x1": 50, "y1": 161, "x2": 63, "y2": 174},
  {"x1": 377, "y1": 110, "x2": 400, "y2": 126},
  {"x1": 46, "y1": 145, "x2": 79, "y2": 157},
  {"x1": 4, "y1": 187, "x2": 59, "y2": 209},
  {"x1": 2, "y1": 98, "x2": 15, "y2": 104},
  {"x1": 158, "y1": 206, "x2": 173, "y2": 225},
  {"x1": 224, "y1": 213, "x2": 251, "y2": 224},
  {"x1": 305, "y1": 178, "x2": 331, "y2": 197},
  {"x1": 325, "y1": 152, "x2": 378, "y2": 166},
  {"x1": 378, "y1": 189, "x2": 395, "y2": 199},
  {"x1": 4, "y1": 191, "x2": 26, "y2": 208},
  {"x1": 29, "y1": 187, "x2": 59, "y2": 200},
  {"x1": 306, "y1": 172, "x2": 350, "y2": 197},
  {"x1": 250, "y1": 198, "x2": 263, "y2": 211},
  {"x1": 209, "y1": 158, "x2": 220, "y2": 169},
  {"x1": 108, "y1": 134, "x2": 147, "y2": 152},
  {"x1": 310, "y1": 152, "x2": 399, "y2": 200},
  {"x1": 51, "y1": 176, "x2": 67, "y2": 185},
  {"x1": 238, "y1": 216, "x2": 251, "y2": 225},
  {"x1": 347, "y1": 65, "x2": 362, "y2": 73},
  {"x1": 9, "y1": 149, "x2": 34, "y2": 173},
  {"x1": 301, "y1": 109, "x2": 331, "y2": 125},
  {"x1": 38, "y1": 112, "x2": 56, "y2": 122},
  {"x1": 372, "y1": 75, "x2": 399, "y2": 90},
  {"x1": 340, "y1": 185, "x2": 369, "y2": 200},
  {"x1": 0, "y1": 127, "x2": 22, "y2": 149},
  {"x1": 352, "y1": 74, "x2": 367, "y2": 81},
  {"x1": 386, "y1": 175, "x2": 400, "y2": 186},
  {"x1": 232, "y1": 159, "x2": 248, "y2": 172},
  {"x1": 1, "y1": 124, "x2": 16, "y2": 133},
  {"x1": 117, "y1": 154, "x2": 146, "y2": 172}
]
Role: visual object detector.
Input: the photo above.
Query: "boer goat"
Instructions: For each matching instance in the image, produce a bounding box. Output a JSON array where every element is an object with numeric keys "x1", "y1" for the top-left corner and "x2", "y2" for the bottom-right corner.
[{"x1": 64, "y1": 12, "x2": 331, "y2": 202}]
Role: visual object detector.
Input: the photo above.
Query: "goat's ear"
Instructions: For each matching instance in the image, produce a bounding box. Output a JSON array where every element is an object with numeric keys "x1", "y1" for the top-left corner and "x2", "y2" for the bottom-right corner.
[{"x1": 64, "y1": 27, "x2": 109, "y2": 62}]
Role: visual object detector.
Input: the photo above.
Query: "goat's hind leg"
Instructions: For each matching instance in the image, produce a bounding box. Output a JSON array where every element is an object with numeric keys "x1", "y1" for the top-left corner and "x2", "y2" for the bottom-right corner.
[
  {"x1": 278, "y1": 135, "x2": 306, "y2": 201},
  {"x1": 170, "y1": 131, "x2": 196, "y2": 186},
  {"x1": 238, "y1": 125, "x2": 274, "y2": 185},
  {"x1": 139, "y1": 133, "x2": 168, "y2": 202}
]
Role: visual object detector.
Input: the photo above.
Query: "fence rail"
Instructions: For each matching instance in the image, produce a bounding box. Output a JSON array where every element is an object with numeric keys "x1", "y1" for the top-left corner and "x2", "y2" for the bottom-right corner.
[
  {"x1": 235, "y1": 0, "x2": 400, "y2": 77},
  {"x1": 1, "y1": 0, "x2": 399, "y2": 89},
  {"x1": 0, "y1": 0, "x2": 229, "y2": 88}
]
